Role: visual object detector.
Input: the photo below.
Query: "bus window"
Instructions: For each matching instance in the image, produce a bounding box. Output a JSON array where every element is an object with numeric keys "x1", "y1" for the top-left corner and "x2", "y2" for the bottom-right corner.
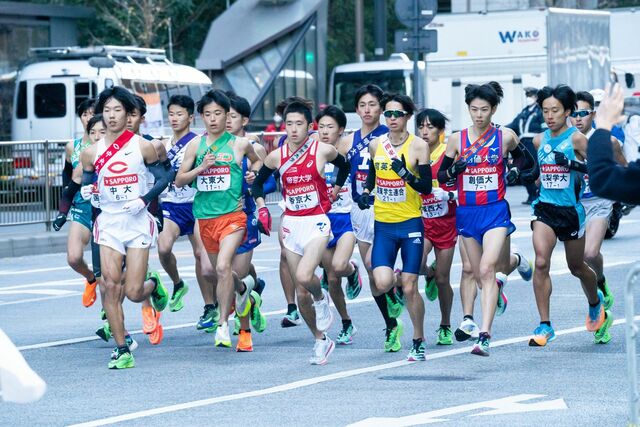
[
  {"x1": 16, "y1": 81, "x2": 27, "y2": 119},
  {"x1": 75, "y1": 82, "x2": 97, "y2": 111},
  {"x1": 333, "y1": 70, "x2": 406, "y2": 112},
  {"x1": 34, "y1": 83, "x2": 66, "y2": 118}
]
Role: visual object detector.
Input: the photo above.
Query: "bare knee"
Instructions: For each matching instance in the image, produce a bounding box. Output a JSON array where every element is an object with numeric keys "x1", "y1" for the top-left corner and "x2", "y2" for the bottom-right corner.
[
  {"x1": 295, "y1": 269, "x2": 315, "y2": 287},
  {"x1": 534, "y1": 256, "x2": 550, "y2": 274},
  {"x1": 67, "y1": 252, "x2": 83, "y2": 270},
  {"x1": 583, "y1": 248, "x2": 599, "y2": 266},
  {"x1": 568, "y1": 260, "x2": 588, "y2": 278},
  {"x1": 332, "y1": 259, "x2": 351, "y2": 277},
  {"x1": 125, "y1": 286, "x2": 145, "y2": 303},
  {"x1": 435, "y1": 271, "x2": 450, "y2": 289},
  {"x1": 401, "y1": 276, "x2": 419, "y2": 296},
  {"x1": 478, "y1": 263, "x2": 496, "y2": 284},
  {"x1": 215, "y1": 260, "x2": 232, "y2": 280}
]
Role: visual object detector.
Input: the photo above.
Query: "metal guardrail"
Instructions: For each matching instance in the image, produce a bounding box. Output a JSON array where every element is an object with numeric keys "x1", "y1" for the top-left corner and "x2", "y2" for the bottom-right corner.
[
  {"x1": 626, "y1": 264, "x2": 640, "y2": 427},
  {"x1": 0, "y1": 133, "x2": 288, "y2": 229}
]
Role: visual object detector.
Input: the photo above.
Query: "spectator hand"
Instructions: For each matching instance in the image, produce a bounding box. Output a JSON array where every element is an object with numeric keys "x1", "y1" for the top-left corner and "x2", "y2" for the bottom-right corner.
[{"x1": 596, "y1": 83, "x2": 626, "y2": 131}]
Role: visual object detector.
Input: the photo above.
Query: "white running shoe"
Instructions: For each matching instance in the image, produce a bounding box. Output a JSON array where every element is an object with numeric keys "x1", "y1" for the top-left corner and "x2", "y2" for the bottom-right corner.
[
  {"x1": 454, "y1": 318, "x2": 480, "y2": 342},
  {"x1": 515, "y1": 251, "x2": 533, "y2": 281},
  {"x1": 215, "y1": 322, "x2": 232, "y2": 348},
  {"x1": 309, "y1": 334, "x2": 335, "y2": 365},
  {"x1": 235, "y1": 275, "x2": 256, "y2": 317},
  {"x1": 313, "y1": 289, "x2": 334, "y2": 332}
]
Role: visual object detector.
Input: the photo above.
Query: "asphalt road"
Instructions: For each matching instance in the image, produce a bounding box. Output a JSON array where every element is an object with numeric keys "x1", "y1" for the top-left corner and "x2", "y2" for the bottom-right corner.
[{"x1": 1, "y1": 187, "x2": 639, "y2": 426}]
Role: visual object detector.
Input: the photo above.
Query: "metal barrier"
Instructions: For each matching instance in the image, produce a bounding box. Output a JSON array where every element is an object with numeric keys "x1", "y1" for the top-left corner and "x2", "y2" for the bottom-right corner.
[{"x1": 627, "y1": 264, "x2": 640, "y2": 427}]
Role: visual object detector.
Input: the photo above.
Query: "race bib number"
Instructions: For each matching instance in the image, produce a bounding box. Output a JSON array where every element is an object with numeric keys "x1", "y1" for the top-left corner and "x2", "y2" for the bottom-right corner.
[
  {"x1": 462, "y1": 166, "x2": 499, "y2": 192},
  {"x1": 540, "y1": 164, "x2": 570, "y2": 189},
  {"x1": 329, "y1": 185, "x2": 350, "y2": 209},
  {"x1": 421, "y1": 194, "x2": 448, "y2": 219},
  {"x1": 285, "y1": 185, "x2": 319, "y2": 211},
  {"x1": 376, "y1": 177, "x2": 406, "y2": 203},
  {"x1": 102, "y1": 174, "x2": 140, "y2": 202},
  {"x1": 355, "y1": 171, "x2": 367, "y2": 194},
  {"x1": 197, "y1": 166, "x2": 231, "y2": 192}
]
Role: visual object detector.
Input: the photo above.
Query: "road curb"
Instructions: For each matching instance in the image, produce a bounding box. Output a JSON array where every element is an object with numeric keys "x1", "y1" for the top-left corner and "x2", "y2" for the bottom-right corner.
[{"x1": 0, "y1": 233, "x2": 68, "y2": 258}]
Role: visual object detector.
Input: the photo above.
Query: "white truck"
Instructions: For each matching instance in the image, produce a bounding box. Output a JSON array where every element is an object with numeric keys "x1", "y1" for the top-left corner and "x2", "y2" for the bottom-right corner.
[
  {"x1": 609, "y1": 8, "x2": 640, "y2": 97},
  {"x1": 330, "y1": 7, "x2": 611, "y2": 131}
]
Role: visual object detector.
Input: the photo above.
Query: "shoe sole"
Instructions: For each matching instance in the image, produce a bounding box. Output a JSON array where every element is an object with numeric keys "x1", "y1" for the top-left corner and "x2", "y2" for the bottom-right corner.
[
  {"x1": 528, "y1": 334, "x2": 555, "y2": 347},
  {"x1": 454, "y1": 329, "x2": 473, "y2": 342},
  {"x1": 586, "y1": 307, "x2": 605, "y2": 332},
  {"x1": 436, "y1": 340, "x2": 453, "y2": 345},
  {"x1": 82, "y1": 283, "x2": 98, "y2": 308},
  {"x1": 236, "y1": 346, "x2": 253, "y2": 352},
  {"x1": 281, "y1": 318, "x2": 301, "y2": 328},
  {"x1": 215, "y1": 341, "x2": 232, "y2": 348},
  {"x1": 315, "y1": 292, "x2": 334, "y2": 332},
  {"x1": 149, "y1": 324, "x2": 163, "y2": 345},
  {"x1": 407, "y1": 354, "x2": 426, "y2": 361},
  {"x1": 310, "y1": 340, "x2": 335, "y2": 365},
  {"x1": 470, "y1": 346, "x2": 489, "y2": 356},
  {"x1": 169, "y1": 286, "x2": 189, "y2": 312},
  {"x1": 496, "y1": 288, "x2": 508, "y2": 316}
]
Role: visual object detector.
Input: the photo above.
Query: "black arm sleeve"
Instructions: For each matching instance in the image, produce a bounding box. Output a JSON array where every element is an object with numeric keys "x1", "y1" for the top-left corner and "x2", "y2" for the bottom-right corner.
[
  {"x1": 142, "y1": 161, "x2": 174, "y2": 204},
  {"x1": 82, "y1": 169, "x2": 94, "y2": 186},
  {"x1": 407, "y1": 164, "x2": 433, "y2": 194},
  {"x1": 364, "y1": 161, "x2": 376, "y2": 192},
  {"x1": 62, "y1": 161, "x2": 73, "y2": 187},
  {"x1": 510, "y1": 143, "x2": 535, "y2": 171},
  {"x1": 568, "y1": 159, "x2": 588, "y2": 173},
  {"x1": 437, "y1": 155, "x2": 455, "y2": 184},
  {"x1": 329, "y1": 154, "x2": 350, "y2": 188},
  {"x1": 58, "y1": 180, "x2": 81, "y2": 214},
  {"x1": 251, "y1": 165, "x2": 276, "y2": 200},
  {"x1": 587, "y1": 129, "x2": 640, "y2": 204}
]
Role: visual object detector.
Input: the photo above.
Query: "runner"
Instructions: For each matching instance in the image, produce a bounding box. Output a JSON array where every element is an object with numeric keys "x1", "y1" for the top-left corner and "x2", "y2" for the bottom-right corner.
[
  {"x1": 53, "y1": 98, "x2": 98, "y2": 307},
  {"x1": 175, "y1": 89, "x2": 263, "y2": 351},
  {"x1": 528, "y1": 84, "x2": 606, "y2": 347},
  {"x1": 79, "y1": 86, "x2": 174, "y2": 369},
  {"x1": 251, "y1": 100, "x2": 351, "y2": 365},
  {"x1": 359, "y1": 93, "x2": 433, "y2": 360},
  {"x1": 437, "y1": 82, "x2": 536, "y2": 356},
  {"x1": 317, "y1": 105, "x2": 362, "y2": 345}
]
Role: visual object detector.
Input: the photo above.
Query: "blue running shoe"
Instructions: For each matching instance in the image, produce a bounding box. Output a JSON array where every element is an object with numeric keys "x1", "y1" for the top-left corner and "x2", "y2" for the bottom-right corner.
[
  {"x1": 586, "y1": 290, "x2": 605, "y2": 332},
  {"x1": 529, "y1": 323, "x2": 556, "y2": 347},
  {"x1": 515, "y1": 251, "x2": 533, "y2": 282}
]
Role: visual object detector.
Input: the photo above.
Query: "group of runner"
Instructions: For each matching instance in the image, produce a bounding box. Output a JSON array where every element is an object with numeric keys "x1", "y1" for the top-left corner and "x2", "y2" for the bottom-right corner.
[{"x1": 53, "y1": 80, "x2": 618, "y2": 369}]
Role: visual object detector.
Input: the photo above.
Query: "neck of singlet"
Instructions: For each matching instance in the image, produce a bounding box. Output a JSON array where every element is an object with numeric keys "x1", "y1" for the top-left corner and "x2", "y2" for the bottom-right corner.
[
  {"x1": 360, "y1": 122, "x2": 380, "y2": 137},
  {"x1": 105, "y1": 129, "x2": 129, "y2": 147},
  {"x1": 546, "y1": 126, "x2": 574, "y2": 142},
  {"x1": 172, "y1": 128, "x2": 192, "y2": 144},
  {"x1": 468, "y1": 124, "x2": 493, "y2": 141},
  {"x1": 388, "y1": 130, "x2": 409, "y2": 147},
  {"x1": 550, "y1": 125, "x2": 570, "y2": 138}
]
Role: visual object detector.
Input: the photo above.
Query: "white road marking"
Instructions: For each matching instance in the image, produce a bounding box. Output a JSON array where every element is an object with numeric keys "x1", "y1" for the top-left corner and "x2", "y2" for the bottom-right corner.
[
  {"x1": 0, "y1": 266, "x2": 72, "y2": 276},
  {"x1": 67, "y1": 317, "x2": 633, "y2": 427},
  {"x1": 0, "y1": 293, "x2": 82, "y2": 307},
  {"x1": 0, "y1": 289, "x2": 76, "y2": 296}
]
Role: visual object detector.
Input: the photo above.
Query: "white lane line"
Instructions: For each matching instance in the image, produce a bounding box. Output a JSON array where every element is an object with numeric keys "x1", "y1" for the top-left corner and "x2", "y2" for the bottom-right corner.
[
  {"x1": 0, "y1": 289, "x2": 77, "y2": 296},
  {"x1": 0, "y1": 292, "x2": 83, "y2": 307},
  {"x1": 0, "y1": 266, "x2": 72, "y2": 276},
  {"x1": 0, "y1": 278, "x2": 84, "y2": 291},
  {"x1": 67, "y1": 316, "x2": 638, "y2": 427}
]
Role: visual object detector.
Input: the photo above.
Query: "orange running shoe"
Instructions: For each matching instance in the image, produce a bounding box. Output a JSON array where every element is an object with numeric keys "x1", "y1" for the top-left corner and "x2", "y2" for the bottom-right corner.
[
  {"x1": 142, "y1": 306, "x2": 159, "y2": 334},
  {"x1": 82, "y1": 279, "x2": 98, "y2": 307},
  {"x1": 149, "y1": 323, "x2": 164, "y2": 345},
  {"x1": 236, "y1": 330, "x2": 253, "y2": 352}
]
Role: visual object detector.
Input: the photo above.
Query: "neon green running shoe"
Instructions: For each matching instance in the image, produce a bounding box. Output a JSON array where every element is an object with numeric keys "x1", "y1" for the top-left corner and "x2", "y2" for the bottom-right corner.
[
  {"x1": 250, "y1": 291, "x2": 266, "y2": 333},
  {"x1": 386, "y1": 290, "x2": 404, "y2": 319},
  {"x1": 95, "y1": 320, "x2": 111, "y2": 342},
  {"x1": 196, "y1": 304, "x2": 220, "y2": 333},
  {"x1": 233, "y1": 314, "x2": 241, "y2": 336},
  {"x1": 594, "y1": 310, "x2": 613, "y2": 344},
  {"x1": 424, "y1": 260, "x2": 438, "y2": 302},
  {"x1": 148, "y1": 270, "x2": 168, "y2": 312},
  {"x1": 598, "y1": 278, "x2": 614, "y2": 310},
  {"x1": 108, "y1": 349, "x2": 135, "y2": 369},
  {"x1": 436, "y1": 326, "x2": 453, "y2": 345},
  {"x1": 384, "y1": 319, "x2": 404, "y2": 352},
  {"x1": 100, "y1": 308, "x2": 107, "y2": 321},
  {"x1": 169, "y1": 281, "x2": 189, "y2": 312}
]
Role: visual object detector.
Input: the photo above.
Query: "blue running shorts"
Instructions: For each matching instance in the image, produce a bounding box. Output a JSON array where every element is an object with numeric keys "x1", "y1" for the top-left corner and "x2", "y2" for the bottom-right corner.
[
  {"x1": 237, "y1": 212, "x2": 261, "y2": 254},
  {"x1": 372, "y1": 217, "x2": 423, "y2": 274},
  {"x1": 161, "y1": 202, "x2": 195, "y2": 236},
  {"x1": 456, "y1": 200, "x2": 515, "y2": 244},
  {"x1": 327, "y1": 212, "x2": 354, "y2": 248}
]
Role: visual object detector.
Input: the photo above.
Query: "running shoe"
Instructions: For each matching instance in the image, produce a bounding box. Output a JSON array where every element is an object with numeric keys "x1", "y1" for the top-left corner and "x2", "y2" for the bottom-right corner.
[
  {"x1": 594, "y1": 310, "x2": 613, "y2": 344},
  {"x1": 407, "y1": 339, "x2": 426, "y2": 361},
  {"x1": 336, "y1": 323, "x2": 357, "y2": 345},
  {"x1": 215, "y1": 322, "x2": 232, "y2": 348},
  {"x1": 346, "y1": 260, "x2": 363, "y2": 300},
  {"x1": 100, "y1": 308, "x2": 107, "y2": 321},
  {"x1": 281, "y1": 309, "x2": 302, "y2": 328},
  {"x1": 235, "y1": 275, "x2": 256, "y2": 317},
  {"x1": 82, "y1": 279, "x2": 98, "y2": 307},
  {"x1": 436, "y1": 326, "x2": 453, "y2": 345},
  {"x1": 148, "y1": 271, "x2": 168, "y2": 312},
  {"x1": 515, "y1": 251, "x2": 533, "y2": 282},
  {"x1": 598, "y1": 277, "x2": 614, "y2": 310},
  {"x1": 141, "y1": 306, "x2": 159, "y2": 334},
  {"x1": 233, "y1": 314, "x2": 241, "y2": 336},
  {"x1": 471, "y1": 332, "x2": 491, "y2": 356},
  {"x1": 111, "y1": 336, "x2": 138, "y2": 359},
  {"x1": 386, "y1": 289, "x2": 404, "y2": 319},
  {"x1": 149, "y1": 323, "x2": 163, "y2": 345},
  {"x1": 384, "y1": 319, "x2": 404, "y2": 352},
  {"x1": 96, "y1": 321, "x2": 111, "y2": 342},
  {"x1": 528, "y1": 323, "x2": 556, "y2": 347},
  {"x1": 495, "y1": 272, "x2": 508, "y2": 316},
  {"x1": 236, "y1": 330, "x2": 253, "y2": 352},
  {"x1": 313, "y1": 289, "x2": 334, "y2": 332},
  {"x1": 169, "y1": 281, "x2": 189, "y2": 312},
  {"x1": 424, "y1": 260, "x2": 438, "y2": 302},
  {"x1": 455, "y1": 318, "x2": 479, "y2": 342},
  {"x1": 586, "y1": 290, "x2": 606, "y2": 332},
  {"x1": 320, "y1": 268, "x2": 329, "y2": 291},
  {"x1": 309, "y1": 334, "x2": 335, "y2": 365},
  {"x1": 250, "y1": 291, "x2": 267, "y2": 333},
  {"x1": 108, "y1": 349, "x2": 135, "y2": 369},
  {"x1": 255, "y1": 277, "x2": 266, "y2": 295},
  {"x1": 196, "y1": 305, "x2": 220, "y2": 333}
]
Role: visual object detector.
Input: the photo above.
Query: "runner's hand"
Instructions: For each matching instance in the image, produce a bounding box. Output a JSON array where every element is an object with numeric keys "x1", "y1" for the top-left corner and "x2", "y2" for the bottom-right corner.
[
  {"x1": 430, "y1": 187, "x2": 446, "y2": 201},
  {"x1": 447, "y1": 160, "x2": 467, "y2": 178},
  {"x1": 244, "y1": 170, "x2": 257, "y2": 185},
  {"x1": 122, "y1": 198, "x2": 146, "y2": 215},
  {"x1": 52, "y1": 213, "x2": 67, "y2": 231},
  {"x1": 506, "y1": 167, "x2": 520, "y2": 185},
  {"x1": 257, "y1": 206, "x2": 272, "y2": 236},
  {"x1": 553, "y1": 151, "x2": 569, "y2": 167},
  {"x1": 391, "y1": 154, "x2": 415, "y2": 183},
  {"x1": 80, "y1": 185, "x2": 93, "y2": 201},
  {"x1": 357, "y1": 192, "x2": 371, "y2": 210}
]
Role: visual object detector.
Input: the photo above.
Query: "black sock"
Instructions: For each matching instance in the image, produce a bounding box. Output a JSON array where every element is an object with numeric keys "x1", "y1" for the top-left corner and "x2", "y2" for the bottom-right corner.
[
  {"x1": 515, "y1": 253, "x2": 522, "y2": 266},
  {"x1": 463, "y1": 315, "x2": 474, "y2": 321},
  {"x1": 174, "y1": 280, "x2": 184, "y2": 290},
  {"x1": 287, "y1": 303, "x2": 297, "y2": 315},
  {"x1": 440, "y1": 324, "x2": 451, "y2": 329},
  {"x1": 589, "y1": 300, "x2": 600, "y2": 308},
  {"x1": 88, "y1": 276, "x2": 97, "y2": 285},
  {"x1": 541, "y1": 321, "x2": 551, "y2": 327},
  {"x1": 204, "y1": 304, "x2": 216, "y2": 310},
  {"x1": 243, "y1": 329, "x2": 251, "y2": 333},
  {"x1": 118, "y1": 345, "x2": 129, "y2": 354},
  {"x1": 413, "y1": 338, "x2": 423, "y2": 345},
  {"x1": 149, "y1": 275, "x2": 158, "y2": 290},
  {"x1": 374, "y1": 294, "x2": 397, "y2": 329},
  {"x1": 342, "y1": 319, "x2": 352, "y2": 330}
]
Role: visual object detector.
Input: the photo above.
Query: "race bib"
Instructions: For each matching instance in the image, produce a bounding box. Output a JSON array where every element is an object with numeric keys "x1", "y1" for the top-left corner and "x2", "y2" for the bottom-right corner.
[
  {"x1": 285, "y1": 185, "x2": 319, "y2": 211},
  {"x1": 540, "y1": 164, "x2": 570, "y2": 189},
  {"x1": 583, "y1": 174, "x2": 593, "y2": 196},
  {"x1": 197, "y1": 165, "x2": 231, "y2": 192},
  {"x1": 376, "y1": 177, "x2": 406, "y2": 203},
  {"x1": 329, "y1": 185, "x2": 350, "y2": 209},
  {"x1": 421, "y1": 194, "x2": 448, "y2": 219},
  {"x1": 102, "y1": 174, "x2": 140, "y2": 202},
  {"x1": 462, "y1": 166, "x2": 499, "y2": 192}
]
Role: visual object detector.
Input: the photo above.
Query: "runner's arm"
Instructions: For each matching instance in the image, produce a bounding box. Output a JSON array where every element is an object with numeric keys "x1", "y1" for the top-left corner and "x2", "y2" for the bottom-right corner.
[
  {"x1": 329, "y1": 153, "x2": 350, "y2": 188},
  {"x1": 251, "y1": 165, "x2": 276, "y2": 208},
  {"x1": 141, "y1": 160, "x2": 174, "y2": 204},
  {"x1": 510, "y1": 142, "x2": 538, "y2": 180}
]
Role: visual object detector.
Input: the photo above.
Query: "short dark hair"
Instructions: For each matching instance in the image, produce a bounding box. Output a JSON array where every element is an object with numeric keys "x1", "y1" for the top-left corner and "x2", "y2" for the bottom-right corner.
[
  {"x1": 168, "y1": 94, "x2": 195, "y2": 115},
  {"x1": 86, "y1": 114, "x2": 105, "y2": 134},
  {"x1": 226, "y1": 91, "x2": 251, "y2": 118},
  {"x1": 276, "y1": 96, "x2": 314, "y2": 116},
  {"x1": 95, "y1": 86, "x2": 137, "y2": 115},
  {"x1": 354, "y1": 84, "x2": 384, "y2": 106},
  {"x1": 537, "y1": 84, "x2": 577, "y2": 113},
  {"x1": 133, "y1": 94, "x2": 147, "y2": 116},
  {"x1": 315, "y1": 105, "x2": 347, "y2": 129},
  {"x1": 381, "y1": 93, "x2": 416, "y2": 116},
  {"x1": 465, "y1": 81, "x2": 504, "y2": 107},
  {"x1": 416, "y1": 108, "x2": 448, "y2": 131},
  {"x1": 77, "y1": 98, "x2": 96, "y2": 118},
  {"x1": 283, "y1": 101, "x2": 313, "y2": 125},
  {"x1": 576, "y1": 91, "x2": 595, "y2": 110},
  {"x1": 197, "y1": 89, "x2": 230, "y2": 114}
]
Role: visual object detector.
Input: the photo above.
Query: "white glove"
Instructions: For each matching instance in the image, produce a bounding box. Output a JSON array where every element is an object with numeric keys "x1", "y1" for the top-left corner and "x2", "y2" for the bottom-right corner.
[
  {"x1": 122, "y1": 198, "x2": 146, "y2": 215},
  {"x1": 80, "y1": 185, "x2": 93, "y2": 201},
  {"x1": 431, "y1": 187, "x2": 446, "y2": 201}
]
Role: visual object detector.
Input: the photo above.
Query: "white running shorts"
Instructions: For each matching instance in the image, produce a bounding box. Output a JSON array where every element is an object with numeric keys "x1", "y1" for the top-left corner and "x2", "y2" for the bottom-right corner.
[
  {"x1": 94, "y1": 210, "x2": 158, "y2": 255},
  {"x1": 281, "y1": 214, "x2": 332, "y2": 256}
]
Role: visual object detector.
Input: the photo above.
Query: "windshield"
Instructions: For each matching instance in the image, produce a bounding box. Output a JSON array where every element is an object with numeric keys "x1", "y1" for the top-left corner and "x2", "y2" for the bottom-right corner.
[{"x1": 333, "y1": 69, "x2": 407, "y2": 112}]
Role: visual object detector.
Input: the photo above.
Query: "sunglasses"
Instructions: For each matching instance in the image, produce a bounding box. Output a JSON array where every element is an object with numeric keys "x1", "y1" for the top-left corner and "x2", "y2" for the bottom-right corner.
[
  {"x1": 570, "y1": 110, "x2": 593, "y2": 118},
  {"x1": 383, "y1": 109, "x2": 408, "y2": 118}
]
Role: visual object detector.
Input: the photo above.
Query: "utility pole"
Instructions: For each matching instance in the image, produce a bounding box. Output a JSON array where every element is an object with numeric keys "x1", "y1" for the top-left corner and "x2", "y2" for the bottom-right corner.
[
  {"x1": 168, "y1": 17, "x2": 174, "y2": 62},
  {"x1": 374, "y1": 0, "x2": 387, "y2": 60},
  {"x1": 355, "y1": 0, "x2": 365, "y2": 62}
]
